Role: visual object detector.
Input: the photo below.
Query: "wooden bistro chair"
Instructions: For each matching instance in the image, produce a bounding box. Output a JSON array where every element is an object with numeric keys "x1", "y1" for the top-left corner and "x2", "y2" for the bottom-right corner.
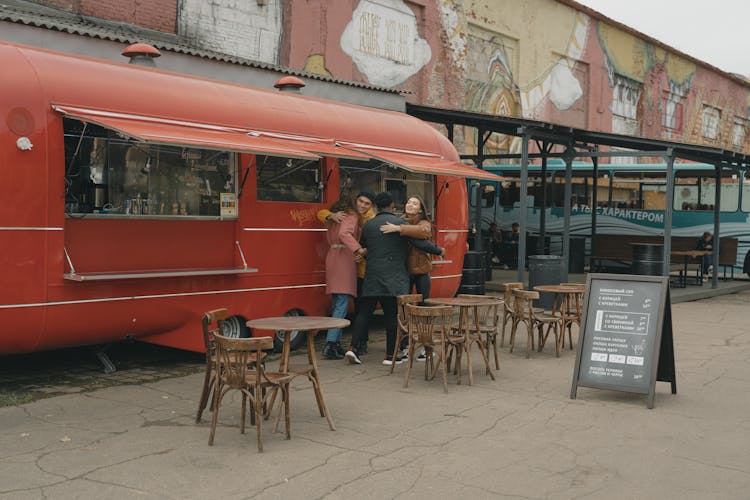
[
  {"x1": 558, "y1": 283, "x2": 584, "y2": 350},
  {"x1": 195, "y1": 308, "x2": 228, "y2": 424},
  {"x1": 509, "y1": 289, "x2": 561, "y2": 358},
  {"x1": 403, "y1": 303, "x2": 456, "y2": 393},
  {"x1": 195, "y1": 309, "x2": 266, "y2": 424},
  {"x1": 456, "y1": 294, "x2": 503, "y2": 371},
  {"x1": 500, "y1": 282, "x2": 524, "y2": 348},
  {"x1": 390, "y1": 294, "x2": 423, "y2": 373},
  {"x1": 208, "y1": 334, "x2": 294, "y2": 452}
]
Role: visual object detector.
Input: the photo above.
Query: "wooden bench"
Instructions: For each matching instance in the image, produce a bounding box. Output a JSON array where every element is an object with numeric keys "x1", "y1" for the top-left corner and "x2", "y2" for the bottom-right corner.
[{"x1": 590, "y1": 234, "x2": 738, "y2": 279}]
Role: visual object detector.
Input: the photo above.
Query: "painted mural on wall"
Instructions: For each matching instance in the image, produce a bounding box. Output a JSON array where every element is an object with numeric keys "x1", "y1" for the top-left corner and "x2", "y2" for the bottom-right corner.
[
  {"x1": 340, "y1": 0, "x2": 432, "y2": 87},
  {"x1": 458, "y1": 0, "x2": 748, "y2": 157}
]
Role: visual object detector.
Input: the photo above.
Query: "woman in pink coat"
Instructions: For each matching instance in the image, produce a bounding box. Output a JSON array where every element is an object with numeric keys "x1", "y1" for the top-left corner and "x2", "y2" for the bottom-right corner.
[{"x1": 323, "y1": 196, "x2": 363, "y2": 359}]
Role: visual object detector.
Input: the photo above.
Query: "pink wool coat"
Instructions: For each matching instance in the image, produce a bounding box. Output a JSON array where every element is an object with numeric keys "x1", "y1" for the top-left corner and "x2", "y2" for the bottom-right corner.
[{"x1": 325, "y1": 212, "x2": 360, "y2": 296}]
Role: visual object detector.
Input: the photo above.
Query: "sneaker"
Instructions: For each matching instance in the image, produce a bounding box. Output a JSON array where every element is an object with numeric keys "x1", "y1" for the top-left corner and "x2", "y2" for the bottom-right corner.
[
  {"x1": 345, "y1": 350, "x2": 361, "y2": 365},
  {"x1": 323, "y1": 342, "x2": 343, "y2": 360},
  {"x1": 401, "y1": 347, "x2": 409, "y2": 359},
  {"x1": 382, "y1": 357, "x2": 403, "y2": 366},
  {"x1": 502, "y1": 264, "x2": 510, "y2": 270},
  {"x1": 707, "y1": 265, "x2": 713, "y2": 276},
  {"x1": 416, "y1": 349, "x2": 427, "y2": 362}
]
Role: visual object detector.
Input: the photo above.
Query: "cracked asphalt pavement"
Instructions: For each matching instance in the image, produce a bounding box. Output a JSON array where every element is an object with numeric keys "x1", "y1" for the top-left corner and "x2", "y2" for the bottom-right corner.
[{"x1": 1, "y1": 293, "x2": 749, "y2": 499}]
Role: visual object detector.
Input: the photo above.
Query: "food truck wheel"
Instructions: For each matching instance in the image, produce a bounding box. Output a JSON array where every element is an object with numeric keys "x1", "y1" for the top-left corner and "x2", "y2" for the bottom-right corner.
[
  {"x1": 223, "y1": 315, "x2": 250, "y2": 338},
  {"x1": 273, "y1": 309, "x2": 306, "y2": 353}
]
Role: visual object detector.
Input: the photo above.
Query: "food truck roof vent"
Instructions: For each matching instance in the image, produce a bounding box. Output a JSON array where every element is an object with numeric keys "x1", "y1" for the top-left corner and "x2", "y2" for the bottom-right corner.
[
  {"x1": 122, "y1": 43, "x2": 161, "y2": 67},
  {"x1": 274, "y1": 76, "x2": 305, "y2": 93}
]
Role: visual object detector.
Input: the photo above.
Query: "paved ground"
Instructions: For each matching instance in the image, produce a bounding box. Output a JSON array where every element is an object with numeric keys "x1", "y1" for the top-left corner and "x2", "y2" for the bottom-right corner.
[{"x1": 1, "y1": 291, "x2": 750, "y2": 499}]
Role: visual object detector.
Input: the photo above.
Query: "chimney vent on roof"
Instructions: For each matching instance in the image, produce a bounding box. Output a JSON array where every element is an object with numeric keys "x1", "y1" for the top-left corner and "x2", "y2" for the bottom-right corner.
[
  {"x1": 274, "y1": 76, "x2": 305, "y2": 93},
  {"x1": 122, "y1": 43, "x2": 161, "y2": 67}
]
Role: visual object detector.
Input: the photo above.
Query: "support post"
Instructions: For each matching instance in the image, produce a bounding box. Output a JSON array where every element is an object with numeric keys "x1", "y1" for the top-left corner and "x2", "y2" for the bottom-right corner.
[
  {"x1": 562, "y1": 144, "x2": 573, "y2": 282},
  {"x1": 713, "y1": 165, "x2": 721, "y2": 288},
  {"x1": 539, "y1": 145, "x2": 548, "y2": 255},
  {"x1": 591, "y1": 147, "x2": 599, "y2": 269},
  {"x1": 518, "y1": 130, "x2": 530, "y2": 284},
  {"x1": 663, "y1": 150, "x2": 675, "y2": 278}
]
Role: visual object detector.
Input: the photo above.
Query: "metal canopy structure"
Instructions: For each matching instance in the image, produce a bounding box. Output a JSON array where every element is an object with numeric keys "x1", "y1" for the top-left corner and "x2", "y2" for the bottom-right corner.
[{"x1": 407, "y1": 103, "x2": 750, "y2": 289}]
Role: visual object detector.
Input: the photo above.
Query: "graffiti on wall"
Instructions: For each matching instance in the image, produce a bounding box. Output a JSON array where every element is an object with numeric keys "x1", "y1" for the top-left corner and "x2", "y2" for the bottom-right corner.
[{"x1": 340, "y1": 0, "x2": 431, "y2": 87}]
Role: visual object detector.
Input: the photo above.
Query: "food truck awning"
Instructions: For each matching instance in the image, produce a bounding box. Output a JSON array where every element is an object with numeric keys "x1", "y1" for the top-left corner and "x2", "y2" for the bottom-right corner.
[
  {"x1": 245, "y1": 131, "x2": 370, "y2": 160},
  {"x1": 337, "y1": 143, "x2": 505, "y2": 180},
  {"x1": 52, "y1": 105, "x2": 320, "y2": 160}
]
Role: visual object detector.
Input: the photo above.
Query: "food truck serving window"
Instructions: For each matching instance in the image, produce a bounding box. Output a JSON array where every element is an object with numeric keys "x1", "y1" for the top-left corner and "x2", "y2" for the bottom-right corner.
[
  {"x1": 63, "y1": 118, "x2": 238, "y2": 218},
  {"x1": 256, "y1": 155, "x2": 323, "y2": 203}
]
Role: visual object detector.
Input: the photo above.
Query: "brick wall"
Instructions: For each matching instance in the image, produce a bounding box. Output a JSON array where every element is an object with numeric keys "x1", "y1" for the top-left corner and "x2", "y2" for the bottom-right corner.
[{"x1": 35, "y1": 0, "x2": 177, "y2": 33}]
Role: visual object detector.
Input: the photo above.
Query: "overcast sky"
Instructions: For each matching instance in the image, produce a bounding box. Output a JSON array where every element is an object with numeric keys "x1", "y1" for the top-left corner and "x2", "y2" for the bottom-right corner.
[{"x1": 575, "y1": 0, "x2": 750, "y2": 77}]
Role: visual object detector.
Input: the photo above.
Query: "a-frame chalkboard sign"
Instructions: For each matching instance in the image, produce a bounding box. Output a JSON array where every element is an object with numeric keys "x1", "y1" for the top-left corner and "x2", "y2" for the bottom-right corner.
[{"x1": 570, "y1": 274, "x2": 676, "y2": 409}]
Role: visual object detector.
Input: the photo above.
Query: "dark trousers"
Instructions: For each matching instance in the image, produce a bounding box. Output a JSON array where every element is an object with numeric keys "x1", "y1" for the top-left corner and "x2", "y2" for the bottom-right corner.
[
  {"x1": 351, "y1": 296, "x2": 398, "y2": 357},
  {"x1": 410, "y1": 273, "x2": 431, "y2": 302}
]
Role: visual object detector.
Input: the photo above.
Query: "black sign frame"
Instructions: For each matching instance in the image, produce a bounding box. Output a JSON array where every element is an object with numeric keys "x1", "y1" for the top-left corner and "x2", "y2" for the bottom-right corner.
[{"x1": 570, "y1": 273, "x2": 676, "y2": 409}]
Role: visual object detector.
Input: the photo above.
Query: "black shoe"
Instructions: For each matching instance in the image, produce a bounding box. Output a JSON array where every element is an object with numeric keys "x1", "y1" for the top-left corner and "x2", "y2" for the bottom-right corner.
[
  {"x1": 335, "y1": 342, "x2": 346, "y2": 357},
  {"x1": 323, "y1": 342, "x2": 343, "y2": 360}
]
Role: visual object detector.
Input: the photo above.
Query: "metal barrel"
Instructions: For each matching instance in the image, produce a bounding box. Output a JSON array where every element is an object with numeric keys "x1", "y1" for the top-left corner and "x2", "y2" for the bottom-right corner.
[
  {"x1": 528, "y1": 255, "x2": 562, "y2": 309},
  {"x1": 631, "y1": 243, "x2": 663, "y2": 276},
  {"x1": 459, "y1": 250, "x2": 486, "y2": 295}
]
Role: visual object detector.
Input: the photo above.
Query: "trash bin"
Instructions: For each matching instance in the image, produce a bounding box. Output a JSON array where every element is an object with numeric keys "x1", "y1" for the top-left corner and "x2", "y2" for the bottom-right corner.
[
  {"x1": 528, "y1": 255, "x2": 562, "y2": 309},
  {"x1": 631, "y1": 243, "x2": 663, "y2": 276},
  {"x1": 459, "y1": 250, "x2": 486, "y2": 295},
  {"x1": 569, "y1": 236, "x2": 585, "y2": 274}
]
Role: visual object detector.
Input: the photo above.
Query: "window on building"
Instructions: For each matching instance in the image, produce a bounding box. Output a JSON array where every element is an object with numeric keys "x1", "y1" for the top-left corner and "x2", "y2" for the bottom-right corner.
[
  {"x1": 611, "y1": 75, "x2": 642, "y2": 163},
  {"x1": 732, "y1": 118, "x2": 747, "y2": 149},
  {"x1": 256, "y1": 155, "x2": 323, "y2": 203},
  {"x1": 661, "y1": 90, "x2": 684, "y2": 131},
  {"x1": 701, "y1": 105, "x2": 721, "y2": 140},
  {"x1": 63, "y1": 118, "x2": 237, "y2": 217}
]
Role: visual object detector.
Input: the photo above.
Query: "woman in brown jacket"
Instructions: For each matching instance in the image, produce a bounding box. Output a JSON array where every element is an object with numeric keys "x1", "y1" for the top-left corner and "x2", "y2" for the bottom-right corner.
[{"x1": 379, "y1": 195, "x2": 444, "y2": 300}]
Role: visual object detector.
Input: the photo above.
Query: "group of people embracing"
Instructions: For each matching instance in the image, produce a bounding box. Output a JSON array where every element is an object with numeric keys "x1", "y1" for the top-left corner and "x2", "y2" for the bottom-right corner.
[{"x1": 318, "y1": 191, "x2": 444, "y2": 366}]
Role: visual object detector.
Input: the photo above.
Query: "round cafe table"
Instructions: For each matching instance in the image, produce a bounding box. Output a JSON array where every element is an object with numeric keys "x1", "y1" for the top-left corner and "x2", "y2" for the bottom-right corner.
[{"x1": 246, "y1": 316, "x2": 349, "y2": 431}]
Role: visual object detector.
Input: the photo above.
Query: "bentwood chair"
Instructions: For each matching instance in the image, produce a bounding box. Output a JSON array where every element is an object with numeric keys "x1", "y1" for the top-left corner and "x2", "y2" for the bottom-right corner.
[
  {"x1": 455, "y1": 294, "x2": 503, "y2": 371},
  {"x1": 390, "y1": 294, "x2": 423, "y2": 373},
  {"x1": 208, "y1": 334, "x2": 294, "y2": 452},
  {"x1": 195, "y1": 309, "x2": 266, "y2": 424},
  {"x1": 558, "y1": 284, "x2": 585, "y2": 350},
  {"x1": 196, "y1": 309, "x2": 229, "y2": 424},
  {"x1": 403, "y1": 304, "x2": 456, "y2": 393},
  {"x1": 509, "y1": 290, "x2": 562, "y2": 358},
  {"x1": 500, "y1": 283, "x2": 524, "y2": 347}
]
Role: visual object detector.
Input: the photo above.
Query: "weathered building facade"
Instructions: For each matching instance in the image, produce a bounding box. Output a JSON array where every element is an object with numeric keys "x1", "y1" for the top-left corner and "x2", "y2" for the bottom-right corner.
[{"x1": 2, "y1": 0, "x2": 748, "y2": 157}]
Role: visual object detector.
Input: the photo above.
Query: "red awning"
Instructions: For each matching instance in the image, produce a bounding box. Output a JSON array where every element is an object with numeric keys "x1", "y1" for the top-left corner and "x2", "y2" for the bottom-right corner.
[
  {"x1": 247, "y1": 131, "x2": 370, "y2": 160},
  {"x1": 53, "y1": 105, "x2": 320, "y2": 160},
  {"x1": 339, "y1": 144, "x2": 504, "y2": 181}
]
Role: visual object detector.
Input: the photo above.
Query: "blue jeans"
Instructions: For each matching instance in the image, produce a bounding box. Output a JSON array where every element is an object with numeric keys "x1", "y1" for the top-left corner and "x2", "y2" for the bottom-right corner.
[{"x1": 327, "y1": 294, "x2": 350, "y2": 343}]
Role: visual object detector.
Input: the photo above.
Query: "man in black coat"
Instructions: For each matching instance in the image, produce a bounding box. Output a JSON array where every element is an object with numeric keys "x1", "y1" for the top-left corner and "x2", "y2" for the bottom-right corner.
[{"x1": 345, "y1": 192, "x2": 441, "y2": 365}]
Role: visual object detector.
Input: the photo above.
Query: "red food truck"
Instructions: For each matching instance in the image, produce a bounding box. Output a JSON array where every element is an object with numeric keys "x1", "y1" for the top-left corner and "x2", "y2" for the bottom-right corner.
[{"x1": 0, "y1": 41, "x2": 498, "y2": 357}]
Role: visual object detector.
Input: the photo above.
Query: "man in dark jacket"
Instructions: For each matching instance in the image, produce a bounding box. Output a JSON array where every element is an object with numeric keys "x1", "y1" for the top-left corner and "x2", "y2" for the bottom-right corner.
[{"x1": 345, "y1": 192, "x2": 441, "y2": 365}]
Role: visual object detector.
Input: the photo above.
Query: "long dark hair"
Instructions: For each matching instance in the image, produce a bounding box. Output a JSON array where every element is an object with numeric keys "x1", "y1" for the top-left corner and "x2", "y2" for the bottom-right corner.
[
  {"x1": 329, "y1": 195, "x2": 355, "y2": 213},
  {"x1": 406, "y1": 195, "x2": 430, "y2": 222}
]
